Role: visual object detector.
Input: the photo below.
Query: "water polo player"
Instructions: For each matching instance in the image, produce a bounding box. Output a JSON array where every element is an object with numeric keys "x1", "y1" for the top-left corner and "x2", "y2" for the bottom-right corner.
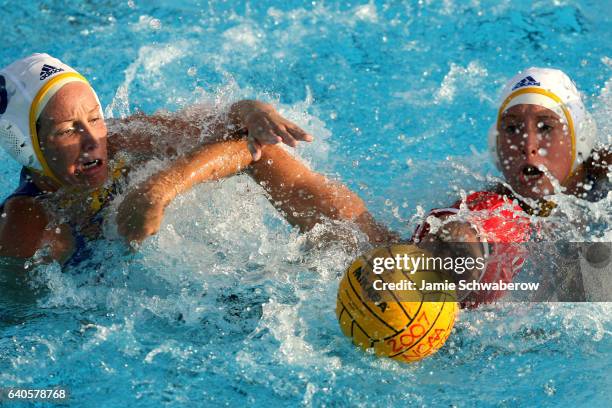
[
  {"x1": 0, "y1": 53, "x2": 315, "y2": 263},
  {"x1": 491, "y1": 67, "x2": 608, "y2": 204},
  {"x1": 411, "y1": 67, "x2": 609, "y2": 306}
]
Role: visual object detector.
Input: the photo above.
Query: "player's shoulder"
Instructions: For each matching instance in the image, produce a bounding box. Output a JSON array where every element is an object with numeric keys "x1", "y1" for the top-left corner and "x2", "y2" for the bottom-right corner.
[
  {"x1": 0, "y1": 196, "x2": 50, "y2": 256},
  {"x1": 2, "y1": 195, "x2": 47, "y2": 220}
]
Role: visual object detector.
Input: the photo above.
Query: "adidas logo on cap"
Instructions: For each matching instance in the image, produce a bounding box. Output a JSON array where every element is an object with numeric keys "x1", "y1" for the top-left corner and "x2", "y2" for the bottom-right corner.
[
  {"x1": 39, "y1": 64, "x2": 64, "y2": 80},
  {"x1": 512, "y1": 75, "x2": 540, "y2": 90}
]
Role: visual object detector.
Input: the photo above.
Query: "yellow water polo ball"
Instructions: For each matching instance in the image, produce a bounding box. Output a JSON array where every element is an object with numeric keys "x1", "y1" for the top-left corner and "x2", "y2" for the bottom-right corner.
[{"x1": 336, "y1": 244, "x2": 459, "y2": 363}]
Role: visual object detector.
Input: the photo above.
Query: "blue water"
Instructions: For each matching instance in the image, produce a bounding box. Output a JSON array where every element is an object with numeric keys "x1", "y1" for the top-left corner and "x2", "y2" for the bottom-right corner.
[{"x1": 1, "y1": 0, "x2": 611, "y2": 406}]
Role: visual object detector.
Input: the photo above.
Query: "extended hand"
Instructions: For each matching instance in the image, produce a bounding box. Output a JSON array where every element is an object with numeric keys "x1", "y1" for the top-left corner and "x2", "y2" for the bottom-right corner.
[{"x1": 235, "y1": 101, "x2": 314, "y2": 160}]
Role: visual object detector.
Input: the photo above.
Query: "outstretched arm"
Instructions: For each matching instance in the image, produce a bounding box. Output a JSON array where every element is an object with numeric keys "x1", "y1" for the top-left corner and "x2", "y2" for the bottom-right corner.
[
  {"x1": 118, "y1": 140, "x2": 397, "y2": 245},
  {"x1": 115, "y1": 100, "x2": 393, "y2": 245},
  {"x1": 115, "y1": 100, "x2": 311, "y2": 244},
  {"x1": 108, "y1": 100, "x2": 312, "y2": 163},
  {"x1": 249, "y1": 145, "x2": 398, "y2": 244},
  {"x1": 117, "y1": 139, "x2": 253, "y2": 243}
]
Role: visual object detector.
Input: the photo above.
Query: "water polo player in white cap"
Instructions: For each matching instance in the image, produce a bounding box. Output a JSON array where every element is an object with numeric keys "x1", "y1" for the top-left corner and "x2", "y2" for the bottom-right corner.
[
  {"x1": 490, "y1": 67, "x2": 608, "y2": 206},
  {"x1": 403, "y1": 67, "x2": 609, "y2": 306},
  {"x1": 0, "y1": 53, "x2": 321, "y2": 263}
]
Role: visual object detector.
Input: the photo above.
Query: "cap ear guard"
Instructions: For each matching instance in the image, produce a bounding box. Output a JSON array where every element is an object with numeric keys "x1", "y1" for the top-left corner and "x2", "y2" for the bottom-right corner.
[
  {"x1": 0, "y1": 73, "x2": 41, "y2": 170},
  {"x1": 0, "y1": 118, "x2": 39, "y2": 168}
]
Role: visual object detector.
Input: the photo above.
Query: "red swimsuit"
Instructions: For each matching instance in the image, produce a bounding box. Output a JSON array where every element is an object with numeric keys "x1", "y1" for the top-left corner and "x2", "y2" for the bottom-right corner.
[{"x1": 412, "y1": 191, "x2": 532, "y2": 307}]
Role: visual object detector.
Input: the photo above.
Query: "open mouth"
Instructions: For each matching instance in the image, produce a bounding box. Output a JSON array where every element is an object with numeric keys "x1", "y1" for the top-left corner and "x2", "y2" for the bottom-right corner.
[
  {"x1": 520, "y1": 164, "x2": 544, "y2": 183},
  {"x1": 76, "y1": 158, "x2": 105, "y2": 175}
]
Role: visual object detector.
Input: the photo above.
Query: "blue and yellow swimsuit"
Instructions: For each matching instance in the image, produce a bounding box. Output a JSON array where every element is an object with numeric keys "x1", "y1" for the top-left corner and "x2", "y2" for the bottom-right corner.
[{"x1": 0, "y1": 161, "x2": 125, "y2": 266}]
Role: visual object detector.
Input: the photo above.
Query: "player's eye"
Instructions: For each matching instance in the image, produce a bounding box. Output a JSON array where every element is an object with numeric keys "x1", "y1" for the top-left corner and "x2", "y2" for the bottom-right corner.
[
  {"x1": 503, "y1": 124, "x2": 520, "y2": 134},
  {"x1": 54, "y1": 126, "x2": 76, "y2": 137}
]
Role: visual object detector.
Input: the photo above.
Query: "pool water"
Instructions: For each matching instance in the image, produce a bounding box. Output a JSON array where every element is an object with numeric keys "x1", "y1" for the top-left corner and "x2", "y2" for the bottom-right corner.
[{"x1": 1, "y1": 0, "x2": 611, "y2": 406}]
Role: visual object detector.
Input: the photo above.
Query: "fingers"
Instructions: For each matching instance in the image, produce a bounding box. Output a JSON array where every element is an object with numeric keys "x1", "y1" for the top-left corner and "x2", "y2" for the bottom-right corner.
[
  {"x1": 250, "y1": 122, "x2": 282, "y2": 145},
  {"x1": 247, "y1": 137, "x2": 263, "y2": 161},
  {"x1": 246, "y1": 110, "x2": 314, "y2": 149},
  {"x1": 265, "y1": 116, "x2": 314, "y2": 147},
  {"x1": 283, "y1": 120, "x2": 314, "y2": 142},
  {"x1": 116, "y1": 207, "x2": 138, "y2": 239},
  {"x1": 115, "y1": 192, "x2": 165, "y2": 250},
  {"x1": 116, "y1": 208, "x2": 149, "y2": 245},
  {"x1": 265, "y1": 118, "x2": 297, "y2": 147},
  {"x1": 122, "y1": 223, "x2": 156, "y2": 247},
  {"x1": 284, "y1": 120, "x2": 314, "y2": 142},
  {"x1": 116, "y1": 206, "x2": 129, "y2": 237}
]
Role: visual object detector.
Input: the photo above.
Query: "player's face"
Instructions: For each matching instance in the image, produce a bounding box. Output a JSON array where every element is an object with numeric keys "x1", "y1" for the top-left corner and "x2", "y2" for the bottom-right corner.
[
  {"x1": 38, "y1": 82, "x2": 109, "y2": 189},
  {"x1": 497, "y1": 104, "x2": 573, "y2": 199}
]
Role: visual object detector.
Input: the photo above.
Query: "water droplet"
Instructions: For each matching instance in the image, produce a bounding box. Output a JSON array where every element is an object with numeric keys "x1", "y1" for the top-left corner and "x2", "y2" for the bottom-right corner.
[
  {"x1": 538, "y1": 148, "x2": 548, "y2": 157},
  {"x1": 187, "y1": 67, "x2": 197, "y2": 76},
  {"x1": 149, "y1": 18, "x2": 161, "y2": 30},
  {"x1": 544, "y1": 380, "x2": 556, "y2": 396}
]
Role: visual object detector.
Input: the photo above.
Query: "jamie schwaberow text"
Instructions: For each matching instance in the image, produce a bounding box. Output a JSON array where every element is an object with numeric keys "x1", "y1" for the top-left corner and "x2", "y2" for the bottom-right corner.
[{"x1": 372, "y1": 279, "x2": 540, "y2": 292}]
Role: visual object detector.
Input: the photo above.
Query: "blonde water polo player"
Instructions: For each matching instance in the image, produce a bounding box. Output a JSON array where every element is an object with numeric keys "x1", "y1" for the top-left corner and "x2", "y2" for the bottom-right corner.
[{"x1": 0, "y1": 53, "x2": 394, "y2": 265}]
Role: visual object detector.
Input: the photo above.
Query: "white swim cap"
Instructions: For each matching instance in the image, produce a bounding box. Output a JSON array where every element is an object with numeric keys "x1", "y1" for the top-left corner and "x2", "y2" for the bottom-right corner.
[
  {"x1": 488, "y1": 67, "x2": 597, "y2": 179},
  {"x1": 0, "y1": 53, "x2": 102, "y2": 184}
]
